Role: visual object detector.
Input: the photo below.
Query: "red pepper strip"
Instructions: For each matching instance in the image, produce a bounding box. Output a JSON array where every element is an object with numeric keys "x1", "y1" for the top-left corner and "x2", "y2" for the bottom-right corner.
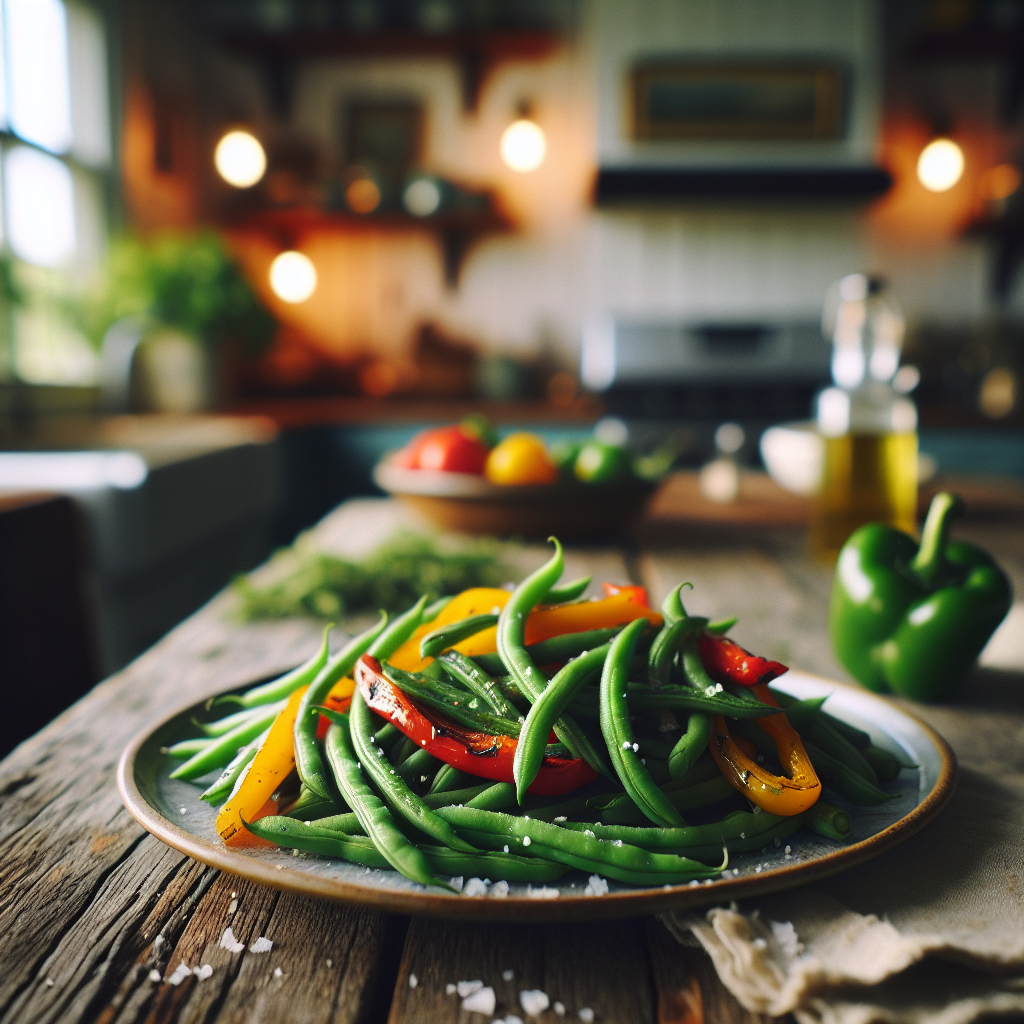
[
  {"x1": 355, "y1": 655, "x2": 597, "y2": 796},
  {"x1": 708, "y1": 683, "x2": 821, "y2": 816},
  {"x1": 698, "y1": 632, "x2": 789, "y2": 687},
  {"x1": 601, "y1": 582, "x2": 651, "y2": 606}
]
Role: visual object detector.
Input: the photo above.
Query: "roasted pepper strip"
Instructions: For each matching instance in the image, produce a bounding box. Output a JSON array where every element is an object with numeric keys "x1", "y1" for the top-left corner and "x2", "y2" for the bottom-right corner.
[
  {"x1": 708, "y1": 683, "x2": 820, "y2": 816},
  {"x1": 388, "y1": 586, "x2": 661, "y2": 673},
  {"x1": 355, "y1": 655, "x2": 597, "y2": 796},
  {"x1": 697, "y1": 632, "x2": 789, "y2": 687},
  {"x1": 216, "y1": 684, "x2": 308, "y2": 847}
]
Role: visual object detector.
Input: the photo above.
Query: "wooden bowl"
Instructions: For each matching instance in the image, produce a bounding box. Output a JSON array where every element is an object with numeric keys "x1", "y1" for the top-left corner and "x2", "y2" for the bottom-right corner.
[{"x1": 373, "y1": 462, "x2": 658, "y2": 541}]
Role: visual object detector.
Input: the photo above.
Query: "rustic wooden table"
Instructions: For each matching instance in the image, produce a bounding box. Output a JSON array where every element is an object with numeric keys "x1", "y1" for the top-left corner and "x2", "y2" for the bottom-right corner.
[{"x1": 1, "y1": 499, "x2": 1021, "y2": 1024}]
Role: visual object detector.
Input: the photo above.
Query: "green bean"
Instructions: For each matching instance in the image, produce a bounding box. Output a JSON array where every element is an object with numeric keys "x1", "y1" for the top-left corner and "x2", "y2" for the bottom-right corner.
[
  {"x1": 199, "y1": 727, "x2": 270, "y2": 804},
  {"x1": 164, "y1": 736, "x2": 216, "y2": 759},
  {"x1": 437, "y1": 651, "x2": 517, "y2": 718},
  {"x1": 218, "y1": 626, "x2": 331, "y2": 709},
  {"x1": 422, "y1": 783, "x2": 493, "y2": 807},
  {"x1": 419, "y1": 614, "x2": 498, "y2": 659},
  {"x1": 395, "y1": 746, "x2": 442, "y2": 787},
  {"x1": 295, "y1": 612, "x2": 390, "y2": 800},
  {"x1": 423, "y1": 595, "x2": 453, "y2": 622},
  {"x1": 285, "y1": 783, "x2": 343, "y2": 821},
  {"x1": 428, "y1": 763, "x2": 481, "y2": 795},
  {"x1": 601, "y1": 618, "x2": 684, "y2": 827},
  {"x1": 589, "y1": 775, "x2": 737, "y2": 825},
  {"x1": 472, "y1": 626, "x2": 625, "y2": 675},
  {"x1": 245, "y1": 816, "x2": 568, "y2": 883},
  {"x1": 772, "y1": 690, "x2": 873, "y2": 750},
  {"x1": 661, "y1": 582, "x2": 692, "y2": 623},
  {"x1": 806, "y1": 799, "x2": 852, "y2": 842},
  {"x1": 803, "y1": 741, "x2": 899, "y2": 806},
  {"x1": 666, "y1": 750, "x2": 723, "y2": 788},
  {"x1": 513, "y1": 643, "x2": 613, "y2": 801},
  {"x1": 668, "y1": 712, "x2": 712, "y2": 782},
  {"x1": 382, "y1": 663, "x2": 524, "y2": 736},
  {"x1": 369, "y1": 594, "x2": 430, "y2": 659},
  {"x1": 618, "y1": 684, "x2": 777, "y2": 718},
  {"x1": 648, "y1": 617, "x2": 707, "y2": 687},
  {"x1": 294, "y1": 811, "x2": 363, "y2": 833},
  {"x1": 435, "y1": 806, "x2": 726, "y2": 885},
  {"x1": 706, "y1": 617, "x2": 738, "y2": 635},
  {"x1": 192, "y1": 704, "x2": 271, "y2": 737},
  {"x1": 169, "y1": 702, "x2": 282, "y2": 780},
  {"x1": 862, "y1": 744, "x2": 915, "y2": 782},
  {"x1": 681, "y1": 635, "x2": 717, "y2": 691},
  {"x1": 392, "y1": 736, "x2": 418, "y2": 766},
  {"x1": 323, "y1": 716, "x2": 451, "y2": 888},
  {"x1": 559, "y1": 806, "x2": 793, "y2": 853},
  {"x1": 465, "y1": 782, "x2": 518, "y2": 811},
  {"x1": 798, "y1": 716, "x2": 878, "y2": 785},
  {"x1": 348, "y1": 694, "x2": 478, "y2": 853},
  {"x1": 543, "y1": 576, "x2": 591, "y2": 604}
]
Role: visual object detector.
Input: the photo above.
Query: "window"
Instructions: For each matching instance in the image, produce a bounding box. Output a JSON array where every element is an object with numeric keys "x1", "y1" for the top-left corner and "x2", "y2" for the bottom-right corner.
[{"x1": 0, "y1": 0, "x2": 111, "y2": 386}]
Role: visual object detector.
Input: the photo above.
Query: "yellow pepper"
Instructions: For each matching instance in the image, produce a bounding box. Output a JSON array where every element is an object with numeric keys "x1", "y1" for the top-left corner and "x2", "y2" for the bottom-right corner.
[{"x1": 708, "y1": 684, "x2": 821, "y2": 816}]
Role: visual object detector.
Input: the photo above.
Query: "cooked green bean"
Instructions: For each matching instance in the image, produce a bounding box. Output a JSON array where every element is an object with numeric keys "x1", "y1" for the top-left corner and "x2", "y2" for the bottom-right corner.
[
  {"x1": 295, "y1": 612, "x2": 390, "y2": 800},
  {"x1": 668, "y1": 712, "x2": 712, "y2": 782},
  {"x1": 170, "y1": 702, "x2": 282, "y2": 780},
  {"x1": 601, "y1": 618, "x2": 684, "y2": 827},
  {"x1": 192, "y1": 704, "x2": 271, "y2": 738},
  {"x1": 218, "y1": 627, "x2": 331, "y2": 709},
  {"x1": 588, "y1": 775, "x2": 738, "y2": 825},
  {"x1": 437, "y1": 650, "x2": 517, "y2": 718},
  {"x1": 285, "y1": 783, "x2": 342, "y2": 821},
  {"x1": 862, "y1": 743, "x2": 915, "y2": 782},
  {"x1": 324, "y1": 716, "x2": 451, "y2": 888},
  {"x1": 199, "y1": 727, "x2": 270, "y2": 804},
  {"x1": 706, "y1": 616, "x2": 738, "y2": 635},
  {"x1": 806, "y1": 798, "x2": 852, "y2": 842},
  {"x1": 660, "y1": 582, "x2": 692, "y2": 623},
  {"x1": 648, "y1": 617, "x2": 706, "y2": 687},
  {"x1": 164, "y1": 736, "x2": 216, "y2": 759},
  {"x1": 422, "y1": 783, "x2": 493, "y2": 807},
  {"x1": 616, "y1": 684, "x2": 777, "y2": 718},
  {"x1": 798, "y1": 716, "x2": 878, "y2": 785},
  {"x1": 435, "y1": 806, "x2": 726, "y2": 885},
  {"x1": 419, "y1": 613, "x2": 498, "y2": 659},
  {"x1": 472, "y1": 626, "x2": 627, "y2": 676},
  {"x1": 422, "y1": 595, "x2": 453, "y2": 622},
  {"x1": 513, "y1": 643, "x2": 612, "y2": 801},
  {"x1": 245, "y1": 816, "x2": 568, "y2": 882},
  {"x1": 543, "y1": 576, "x2": 591, "y2": 604},
  {"x1": 428, "y1": 763, "x2": 481, "y2": 795},
  {"x1": 348, "y1": 692, "x2": 478, "y2": 853},
  {"x1": 394, "y1": 746, "x2": 442, "y2": 788},
  {"x1": 803, "y1": 741, "x2": 899, "y2": 805}
]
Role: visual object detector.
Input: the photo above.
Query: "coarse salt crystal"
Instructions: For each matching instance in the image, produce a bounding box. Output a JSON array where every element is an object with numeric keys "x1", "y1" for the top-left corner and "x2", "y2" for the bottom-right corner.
[
  {"x1": 250, "y1": 936, "x2": 274, "y2": 953},
  {"x1": 449, "y1": 876, "x2": 464, "y2": 892},
  {"x1": 446, "y1": 983, "x2": 456, "y2": 995},
  {"x1": 166, "y1": 964, "x2": 192, "y2": 987},
  {"x1": 583, "y1": 829, "x2": 595, "y2": 838},
  {"x1": 579, "y1": 1008, "x2": 595, "y2": 1022},
  {"x1": 273, "y1": 967, "x2": 283, "y2": 979},
  {"x1": 461, "y1": 986, "x2": 496, "y2": 1015},
  {"x1": 194, "y1": 965, "x2": 213, "y2": 980},
  {"x1": 522, "y1": 836, "x2": 532, "y2": 847},
  {"x1": 584, "y1": 874, "x2": 608, "y2": 896},
  {"x1": 490, "y1": 880, "x2": 510, "y2": 898},
  {"x1": 409, "y1": 973, "x2": 418, "y2": 988},
  {"x1": 154, "y1": 935, "x2": 165, "y2": 947},
  {"x1": 228, "y1": 899, "x2": 238, "y2": 915},
  {"x1": 326, "y1": 959, "x2": 332, "y2": 968},
  {"x1": 520, "y1": 989, "x2": 550, "y2": 1015},
  {"x1": 219, "y1": 927, "x2": 245, "y2": 954},
  {"x1": 457, "y1": 980, "x2": 484, "y2": 997},
  {"x1": 526, "y1": 885, "x2": 559, "y2": 899},
  {"x1": 785, "y1": 845, "x2": 792, "y2": 854},
  {"x1": 463, "y1": 877, "x2": 488, "y2": 897},
  {"x1": 752, "y1": 938, "x2": 767, "y2": 951},
  {"x1": 553, "y1": 816, "x2": 567, "y2": 823},
  {"x1": 554, "y1": 1001, "x2": 566, "y2": 1015},
  {"x1": 502, "y1": 969, "x2": 515, "y2": 981},
  {"x1": 503, "y1": 845, "x2": 510, "y2": 854},
  {"x1": 148, "y1": 969, "x2": 161, "y2": 983}
]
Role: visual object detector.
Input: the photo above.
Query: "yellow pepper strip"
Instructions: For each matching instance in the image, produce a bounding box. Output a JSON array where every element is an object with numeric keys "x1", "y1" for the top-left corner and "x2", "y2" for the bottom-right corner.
[
  {"x1": 388, "y1": 586, "x2": 662, "y2": 672},
  {"x1": 217, "y1": 684, "x2": 308, "y2": 847},
  {"x1": 708, "y1": 684, "x2": 821, "y2": 816}
]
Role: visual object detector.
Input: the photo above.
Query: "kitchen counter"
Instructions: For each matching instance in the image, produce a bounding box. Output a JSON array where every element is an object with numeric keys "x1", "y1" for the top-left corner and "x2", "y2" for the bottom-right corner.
[{"x1": 0, "y1": 499, "x2": 1020, "y2": 1024}]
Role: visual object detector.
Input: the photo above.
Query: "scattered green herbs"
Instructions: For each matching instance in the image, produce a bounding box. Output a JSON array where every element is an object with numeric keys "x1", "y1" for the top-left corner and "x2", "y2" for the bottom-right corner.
[{"x1": 233, "y1": 531, "x2": 516, "y2": 621}]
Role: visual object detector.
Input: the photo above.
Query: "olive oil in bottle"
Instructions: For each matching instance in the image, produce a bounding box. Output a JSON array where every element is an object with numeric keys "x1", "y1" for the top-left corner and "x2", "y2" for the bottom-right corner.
[{"x1": 809, "y1": 274, "x2": 918, "y2": 563}]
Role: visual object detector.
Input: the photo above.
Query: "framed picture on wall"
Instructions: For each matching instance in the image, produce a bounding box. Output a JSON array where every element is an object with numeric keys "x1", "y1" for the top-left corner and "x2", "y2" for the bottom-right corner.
[{"x1": 631, "y1": 62, "x2": 846, "y2": 141}]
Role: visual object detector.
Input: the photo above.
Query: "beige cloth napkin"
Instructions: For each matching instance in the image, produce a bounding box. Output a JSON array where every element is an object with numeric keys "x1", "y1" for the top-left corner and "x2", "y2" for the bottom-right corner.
[{"x1": 662, "y1": 766, "x2": 1024, "y2": 1023}]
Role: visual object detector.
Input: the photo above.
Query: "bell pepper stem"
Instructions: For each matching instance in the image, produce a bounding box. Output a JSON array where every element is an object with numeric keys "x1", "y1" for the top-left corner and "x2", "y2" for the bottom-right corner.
[{"x1": 909, "y1": 492, "x2": 962, "y2": 590}]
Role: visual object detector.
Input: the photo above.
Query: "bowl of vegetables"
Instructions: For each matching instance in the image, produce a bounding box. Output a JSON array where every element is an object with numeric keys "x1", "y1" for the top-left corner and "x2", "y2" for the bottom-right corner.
[{"x1": 373, "y1": 417, "x2": 664, "y2": 540}]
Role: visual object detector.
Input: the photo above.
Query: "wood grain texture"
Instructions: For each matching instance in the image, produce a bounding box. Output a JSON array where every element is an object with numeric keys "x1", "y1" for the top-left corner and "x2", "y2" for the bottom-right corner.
[{"x1": 388, "y1": 917, "x2": 656, "y2": 1024}]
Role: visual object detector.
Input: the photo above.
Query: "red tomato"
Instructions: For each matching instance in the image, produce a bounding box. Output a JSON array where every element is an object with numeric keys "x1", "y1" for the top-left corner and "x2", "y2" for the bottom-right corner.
[{"x1": 394, "y1": 425, "x2": 490, "y2": 475}]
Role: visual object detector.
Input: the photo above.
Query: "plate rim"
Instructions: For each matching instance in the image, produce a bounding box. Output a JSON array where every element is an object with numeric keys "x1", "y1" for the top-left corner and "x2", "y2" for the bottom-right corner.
[{"x1": 117, "y1": 672, "x2": 956, "y2": 922}]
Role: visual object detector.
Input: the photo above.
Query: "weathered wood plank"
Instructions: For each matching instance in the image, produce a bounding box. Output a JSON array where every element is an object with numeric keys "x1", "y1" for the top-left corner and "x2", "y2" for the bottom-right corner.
[
  {"x1": 388, "y1": 917, "x2": 656, "y2": 1024},
  {"x1": 646, "y1": 919, "x2": 771, "y2": 1024}
]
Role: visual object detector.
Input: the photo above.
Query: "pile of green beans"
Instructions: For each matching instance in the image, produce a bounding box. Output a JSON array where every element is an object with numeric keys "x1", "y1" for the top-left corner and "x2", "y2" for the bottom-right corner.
[{"x1": 163, "y1": 539, "x2": 907, "y2": 890}]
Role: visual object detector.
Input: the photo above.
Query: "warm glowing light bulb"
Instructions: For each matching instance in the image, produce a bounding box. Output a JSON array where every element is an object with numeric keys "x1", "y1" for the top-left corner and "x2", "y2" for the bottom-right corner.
[
  {"x1": 500, "y1": 119, "x2": 546, "y2": 173},
  {"x1": 215, "y1": 130, "x2": 266, "y2": 188},
  {"x1": 269, "y1": 251, "x2": 317, "y2": 303},
  {"x1": 917, "y1": 138, "x2": 964, "y2": 192}
]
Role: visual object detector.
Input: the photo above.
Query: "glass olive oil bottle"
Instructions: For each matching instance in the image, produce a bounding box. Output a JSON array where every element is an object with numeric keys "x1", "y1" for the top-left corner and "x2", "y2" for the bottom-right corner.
[{"x1": 810, "y1": 275, "x2": 918, "y2": 562}]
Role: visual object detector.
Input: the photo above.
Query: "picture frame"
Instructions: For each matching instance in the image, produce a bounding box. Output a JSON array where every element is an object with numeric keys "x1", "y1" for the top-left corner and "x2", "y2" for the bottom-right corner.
[{"x1": 631, "y1": 61, "x2": 847, "y2": 141}]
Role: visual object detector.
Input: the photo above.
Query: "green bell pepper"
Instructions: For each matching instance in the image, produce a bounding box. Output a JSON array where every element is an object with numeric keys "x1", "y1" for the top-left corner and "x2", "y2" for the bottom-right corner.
[{"x1": 829, "y1": 491, "x2": 1012, "y2": 702}]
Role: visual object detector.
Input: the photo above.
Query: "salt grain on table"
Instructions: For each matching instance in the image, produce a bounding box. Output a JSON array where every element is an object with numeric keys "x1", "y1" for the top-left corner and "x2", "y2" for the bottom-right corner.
[
  {"x1": 193, "y1": 964, "x2": 213, "y2": 980},
  {"x1": 166, "y1": 964, "x2": 192, "y2": 987},
  {"x1": 460, "y1": 986, "x2": 495, "y2": 1015},
  {"x1": 554, "y1": 1001, "x2": 566, "y2": 1015},
  {"x1": 502, "y1": 969, "x2": 515, "y2": 981},
  {"x1": 463, "y1": 877, "x2": 489, "y2": 896},
  {"x1": 147, "y1": 970, "x2": 161, "y2": 983},
  {"x1": 250, "y1": 936, "x2": 274, "y2": 953},
  {"x1": 408, "y1": 973, "x2": 418, "y2": 988},
  {"x1": 579, "y1": 1008, "x2": 595, "y2": 1022},
  {"x1": 445, "y1": 983, "x2": 456, "y2": 995},
  {"x1": 456, "y1": 979, "x2": 483, "y2": 997},
  {"x1": 520, "y1": 989, "x2": 550, "y2": 1015},
  {"x1": 490, "y1": 880, "x2": 510, "y2": 897},
  {"x1": 219, "y1": 927, "x2": 245, "y2": 954}
]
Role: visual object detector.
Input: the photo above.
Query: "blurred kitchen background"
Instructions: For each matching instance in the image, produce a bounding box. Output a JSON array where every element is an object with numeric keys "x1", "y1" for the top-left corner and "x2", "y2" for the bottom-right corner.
[{"x1": 1, "y1": 0, "x2": 1022, "y2": 750}]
